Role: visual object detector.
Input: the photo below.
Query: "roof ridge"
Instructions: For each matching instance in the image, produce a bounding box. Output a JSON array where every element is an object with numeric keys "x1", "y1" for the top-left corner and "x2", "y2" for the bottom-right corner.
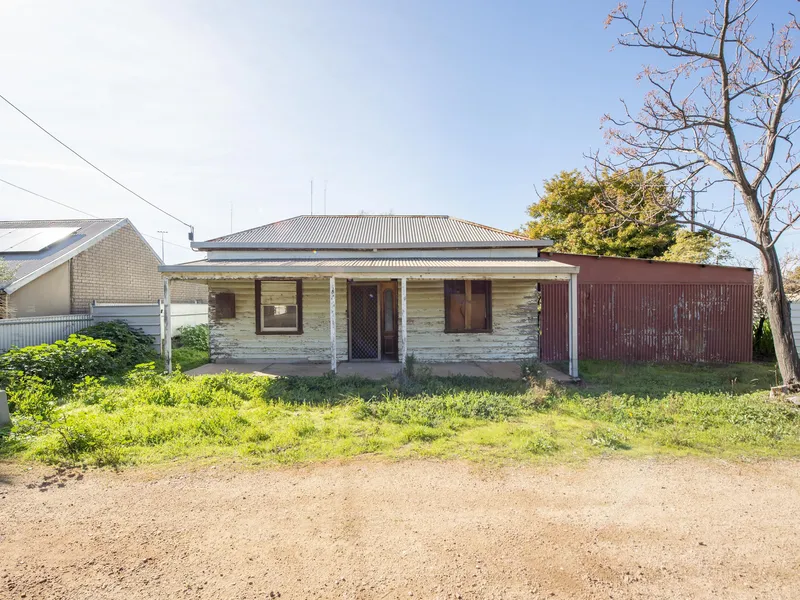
[
  {"x1": 299, "y1": 214, "x2": 449, "y2": 218},
  {"x1": 447, "y1": 216, "x2": 531, "y2": 240},
  {"x1": 0, "y1": 217, "x2": 123, "y2": 225}
]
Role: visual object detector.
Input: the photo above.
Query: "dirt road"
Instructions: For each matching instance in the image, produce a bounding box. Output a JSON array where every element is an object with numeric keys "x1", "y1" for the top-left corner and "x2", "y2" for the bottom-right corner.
[{"x1": 1, "y1": 458, "x2": 798, "y2": 599}]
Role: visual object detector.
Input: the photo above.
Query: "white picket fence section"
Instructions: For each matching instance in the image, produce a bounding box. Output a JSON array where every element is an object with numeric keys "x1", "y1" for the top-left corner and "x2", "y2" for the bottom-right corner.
[
  {"x1": 0, "y1": 303, "x2": 207, "y2": 354},
  {"x1": 0, "y1": 313, "x2": 94, "y2": 353}
]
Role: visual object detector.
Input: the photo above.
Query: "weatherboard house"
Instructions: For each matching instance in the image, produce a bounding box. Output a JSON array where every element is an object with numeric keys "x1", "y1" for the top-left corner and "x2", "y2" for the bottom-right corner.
[{"x1": 160, "y1": 215, "x2": 580, "y2": 376}]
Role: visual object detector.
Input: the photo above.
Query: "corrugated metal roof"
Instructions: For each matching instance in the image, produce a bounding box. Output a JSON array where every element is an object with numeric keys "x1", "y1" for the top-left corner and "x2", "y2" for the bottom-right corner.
[
  {"x1": 0, "y1": 218, "x2": 126, "y2": 293},
  {"x1": 195, "y1": 215, "x2": 548, "y2": 249},
  {"x1": 161, "y1": 257, "x2": 579, "y2": 275}
]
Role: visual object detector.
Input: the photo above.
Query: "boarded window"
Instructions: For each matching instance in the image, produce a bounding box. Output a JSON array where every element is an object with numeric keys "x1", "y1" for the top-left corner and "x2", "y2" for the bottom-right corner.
[
  {"x1": 255, "y1": 279, "x2": 303, "y2": 334},
  {"x1": 215, "y1": 292, "x2": 236, "y2": 319},
  {"x1": 444, "y1": 280, "x2": 492, "y2": 333}
]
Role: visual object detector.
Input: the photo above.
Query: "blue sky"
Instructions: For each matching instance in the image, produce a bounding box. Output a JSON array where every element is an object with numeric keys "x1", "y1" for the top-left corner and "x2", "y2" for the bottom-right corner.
[{"x1": 0, "y1": 0, "x2": 796, "y2": 264}]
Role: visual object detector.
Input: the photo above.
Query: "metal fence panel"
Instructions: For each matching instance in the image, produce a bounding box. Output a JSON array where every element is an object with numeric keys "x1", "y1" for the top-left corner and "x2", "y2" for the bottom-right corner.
[
  {"x1": 0, "y1": 314, "x2": 93, "y2": 352},
  {"x1": 541, "y1": 282, "x2": 753, "y2": 363},
  {"x1": 91, "y1": 302, "x2": 163, "y2": 342},
  {"x1": 92, "y1": 302, "x2": 209, "y2": 353},
  {"x1": 0, "y1": 303, "x2": 208, "y2": 354}
]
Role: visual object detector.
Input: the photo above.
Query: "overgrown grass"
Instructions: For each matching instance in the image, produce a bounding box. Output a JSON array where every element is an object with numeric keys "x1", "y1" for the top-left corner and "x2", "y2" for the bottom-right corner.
[
  {"x1": 1, "y1": 361, "x2": 797, "y2": 468},
  {"x1": 172, "y1": 348, "x2": 210, "y2": 372}
]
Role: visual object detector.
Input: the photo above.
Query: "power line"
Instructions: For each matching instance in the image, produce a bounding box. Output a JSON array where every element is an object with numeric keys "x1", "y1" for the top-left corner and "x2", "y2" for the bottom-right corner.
[
  {"x1": 0, "y1": 176, "x2": 191, "y2": 250},
  {"x1": 0, "y1": 92, "x2": 194, "y2": 233},
  {"x1": 0, "y1": 176, "x2": 95, "y2": 218}
]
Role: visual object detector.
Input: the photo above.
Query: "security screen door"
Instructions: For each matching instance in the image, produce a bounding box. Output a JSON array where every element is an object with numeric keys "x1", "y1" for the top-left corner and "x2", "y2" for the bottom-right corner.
[{"x1": 349, "y1": 284, "x2": 380, "y2": 360}]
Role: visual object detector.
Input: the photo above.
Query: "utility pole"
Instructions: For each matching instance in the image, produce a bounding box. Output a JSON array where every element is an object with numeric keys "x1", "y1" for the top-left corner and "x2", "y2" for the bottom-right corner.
[
  {"x1": 157, "y1": 230, "x2": 168, "y2": 261},
  {"x1": 324, "y1": 180, "x2": 327, "y2": 215},
  {"x1": 310, "y1": 179, "x2": 314, "y2": 215},
  {"x1": 690, "y1": 189, "x2": 696, "y2": 232}
]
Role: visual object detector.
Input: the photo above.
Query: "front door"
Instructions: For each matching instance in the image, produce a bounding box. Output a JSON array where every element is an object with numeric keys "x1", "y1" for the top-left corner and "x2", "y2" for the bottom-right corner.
[
  {"x1": 379, "y1": 281, "x2": 398, "y2": 360},
  {"x1": 349, "y1": 283, "x2": 380, "y2": 360},
  {"x1": 348, "y1": 281, "x2": 399, "y2": 361}
]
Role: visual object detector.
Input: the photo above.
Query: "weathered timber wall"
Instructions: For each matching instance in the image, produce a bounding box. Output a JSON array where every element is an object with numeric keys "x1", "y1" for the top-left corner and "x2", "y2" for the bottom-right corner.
[
  {"x1": 208, "y1": 279, "x2": 348, "y2": 363},
  {"x1": 206, "y1": 278, "x2": 540, "y2": 363},
  {"x1": 405, "y1": 279, "x2": 539, "y2": 362}
]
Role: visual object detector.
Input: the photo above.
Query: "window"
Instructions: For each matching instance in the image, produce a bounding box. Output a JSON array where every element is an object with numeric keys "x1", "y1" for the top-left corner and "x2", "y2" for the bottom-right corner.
[
  {"x1": 255, "y1": 279, "x2": 303, "y2": 334},
  {"x1": 444, "y1": 280, "x2": 492, "y2": 333}
]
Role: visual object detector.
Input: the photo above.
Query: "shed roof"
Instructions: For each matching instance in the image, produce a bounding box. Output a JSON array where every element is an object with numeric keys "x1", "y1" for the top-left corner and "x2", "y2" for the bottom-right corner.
[
  {"x1": 194, "y1": 215, "x2": 551, "y2": 249},
  {"x1": 540, "y1": 252, "x2": 754, "y2": 285},
  {"x1": 0, "y1": 218, "x2": 131, "y2": 293}
]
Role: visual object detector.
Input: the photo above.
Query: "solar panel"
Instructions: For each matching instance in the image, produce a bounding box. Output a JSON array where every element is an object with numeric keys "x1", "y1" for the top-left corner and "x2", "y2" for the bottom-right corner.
[{"x1": 0, "y1": 227, "x2": 79, "y2": 252}]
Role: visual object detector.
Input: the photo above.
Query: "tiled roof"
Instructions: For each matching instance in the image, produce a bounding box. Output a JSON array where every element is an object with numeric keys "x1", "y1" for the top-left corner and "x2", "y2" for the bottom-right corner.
[{"x1": 195, "y1": 215, "x2": 548, "y2": 249}]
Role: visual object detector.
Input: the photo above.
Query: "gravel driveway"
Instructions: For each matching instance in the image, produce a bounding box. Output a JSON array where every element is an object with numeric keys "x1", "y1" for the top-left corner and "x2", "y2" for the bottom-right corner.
[{"x1": 1, "y1": 458, "x2": 798, "y2": 599}]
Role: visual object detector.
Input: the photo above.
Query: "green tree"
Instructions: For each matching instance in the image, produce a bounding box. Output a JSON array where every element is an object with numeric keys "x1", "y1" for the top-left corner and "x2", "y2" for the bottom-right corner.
[
  {"x1": 519, "y1": 169, "x2": 679, "y2": 259},
  {"x1": 657, "y1": 229, "x2": 732, "y2": 265}
]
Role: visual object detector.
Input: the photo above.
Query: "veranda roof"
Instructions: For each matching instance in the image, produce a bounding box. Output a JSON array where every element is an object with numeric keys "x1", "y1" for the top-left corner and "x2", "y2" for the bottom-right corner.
[{"x1": 160, "y1": 257, "x2": 579, "y2": 279}]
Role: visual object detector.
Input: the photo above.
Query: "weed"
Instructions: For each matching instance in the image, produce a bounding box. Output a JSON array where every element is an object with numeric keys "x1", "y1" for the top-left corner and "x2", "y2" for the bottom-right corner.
[
  {"x1": 176, "y1": 324, "x2": 209, "y2": 352},
  {"x1": 587, "y1": 427, "x2": 631, "y2": 450},
  {"x1": 523, "y1": 431, "x2": 560, "y2": 454},
  {"x1": 71, "y1": 376, "x2": 107, "y2": 406}
]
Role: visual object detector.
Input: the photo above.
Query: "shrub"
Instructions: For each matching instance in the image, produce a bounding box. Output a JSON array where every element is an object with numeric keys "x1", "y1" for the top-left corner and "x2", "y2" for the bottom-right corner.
[
  {"x1": 0, "y1": 335, "x2": 116, "y2": 394},
  {"x1": 6, "y1": 376, "x2": 58, "y2": 422},
  {"x1": 176, "y1": 324, "x2": 209, "y2": 352},
  {"x1": 753, "y1": 317, "x2": 775, "y2": 361},
  {"x1": 78, "y1": 320, "x2": 155, "y2": 370}
]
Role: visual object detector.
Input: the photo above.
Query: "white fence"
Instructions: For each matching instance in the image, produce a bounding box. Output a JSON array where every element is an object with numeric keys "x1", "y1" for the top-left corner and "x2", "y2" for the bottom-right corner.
[
  {"x1": 0, "y1": 313, "x2": 94, "y2": 353},
  {"x1": 0, "y1": 303, "x2": 207, "y2": 353},
  {"x1": 791, "y1": 303, "x2": 800, "y2": 350}
]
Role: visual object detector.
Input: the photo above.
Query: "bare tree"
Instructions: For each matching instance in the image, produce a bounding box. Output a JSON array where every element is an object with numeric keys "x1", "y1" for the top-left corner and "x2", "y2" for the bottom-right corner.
[
  {"x1": 594, "y1": 0, "x2": 800, "y2": 383},
  {"x1": 0, "y1": 258, "x2": 12, "y2": 283}
]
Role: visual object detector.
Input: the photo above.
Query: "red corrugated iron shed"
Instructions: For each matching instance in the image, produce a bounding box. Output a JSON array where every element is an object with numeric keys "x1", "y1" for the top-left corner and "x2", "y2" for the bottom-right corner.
[{"x1": 539, "y1": 252, "x2": 754, "y2": 363}]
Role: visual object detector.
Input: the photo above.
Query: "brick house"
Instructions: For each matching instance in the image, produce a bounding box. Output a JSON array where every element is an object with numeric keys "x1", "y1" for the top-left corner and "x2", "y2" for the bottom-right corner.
[{"x1": 0, "y1": 218, "x2": 206, "y2": 319}]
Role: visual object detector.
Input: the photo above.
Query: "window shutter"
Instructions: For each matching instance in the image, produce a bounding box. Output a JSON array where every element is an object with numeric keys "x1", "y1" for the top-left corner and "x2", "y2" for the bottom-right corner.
[{"x1": 215, "y1": 292, "x2": 236, "y2": 319}]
